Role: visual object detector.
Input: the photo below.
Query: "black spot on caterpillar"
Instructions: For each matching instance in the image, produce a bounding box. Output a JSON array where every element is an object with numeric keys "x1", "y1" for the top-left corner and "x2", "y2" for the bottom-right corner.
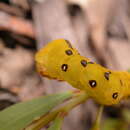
[
  {"x1": 104, "y1": 72, "x2": 111, "y2": 80},
  {"x1": 112, "y1": 92, "x2": 118, "y2": 99},
  {"x1": 61, "y1": 64, "x2": 68, "y2": 72},
  {"x1": 65, "y1": 50, "x2": 73, "y2": 55},
  {"x1": 89, "y1": 80, "x2": 97, "y2": 88},
  {"x1": 81, "y1": 60, "x2": 87, "y2": 67}
]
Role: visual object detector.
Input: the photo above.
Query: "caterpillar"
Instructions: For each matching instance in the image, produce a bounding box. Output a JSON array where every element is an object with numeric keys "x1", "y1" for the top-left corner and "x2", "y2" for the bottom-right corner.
[{"x1": 35, "y1": 39, "x2": 130, "y2": 106}]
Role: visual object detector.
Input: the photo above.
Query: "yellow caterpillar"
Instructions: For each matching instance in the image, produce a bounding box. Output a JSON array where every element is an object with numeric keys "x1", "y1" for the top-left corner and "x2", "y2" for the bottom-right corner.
[{"x1": 35, "y1": 39, "x2": 130, "y2": 106}]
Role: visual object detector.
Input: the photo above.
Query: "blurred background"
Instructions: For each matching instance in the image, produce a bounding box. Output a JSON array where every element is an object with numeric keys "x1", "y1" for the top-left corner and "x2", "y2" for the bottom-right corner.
[{"x1": 0, "y1": 0, "x2": 130, "y2": 130}]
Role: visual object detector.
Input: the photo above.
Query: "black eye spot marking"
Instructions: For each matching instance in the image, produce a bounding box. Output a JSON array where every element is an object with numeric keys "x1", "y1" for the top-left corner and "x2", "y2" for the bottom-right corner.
[
  {"x1": 112, "y1": 92, "x2": 118, "y2": 99},
  {"x1": 89, "y1": 80, "x2": 97, "y2": 88},
  {"x1": 61, "y1": 64, "x2": 68, "y2": 71},
  {"x1": 65, "y1": 40, "x2": 73, "y2": 49},
  {"x1": 65, "y1": 49, "x2": 73, "y2": 55},
  {"x1": 120, "y1": 80, "x2": 123, "y2": 86},
  {"x1": 81, "y1": 60, "x2": 87, "y2": 67},
  {"x1": 104, "y1": 72, "x2": 111, "y2": 80},
  {"x1": 88, "y1": 61, "x2": 94, "y2": 64}
]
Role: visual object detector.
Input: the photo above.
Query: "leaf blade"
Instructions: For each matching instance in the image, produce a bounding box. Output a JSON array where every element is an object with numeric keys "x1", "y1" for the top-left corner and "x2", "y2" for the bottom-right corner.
[{"x1": 0, "y1": 91, "x2": 72, "y2": 130}]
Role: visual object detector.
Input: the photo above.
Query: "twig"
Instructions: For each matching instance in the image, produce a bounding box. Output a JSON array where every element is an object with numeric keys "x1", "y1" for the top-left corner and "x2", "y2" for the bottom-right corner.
[
  {"x1": 25, "y1": 91, "x2": 89, "y2": 130},
  {"x1": 0, "y1": 11, "x2": 35, "y2": 38},
  {"x1": 0, "y1": 2, "x2": 24, "y2": 16}
]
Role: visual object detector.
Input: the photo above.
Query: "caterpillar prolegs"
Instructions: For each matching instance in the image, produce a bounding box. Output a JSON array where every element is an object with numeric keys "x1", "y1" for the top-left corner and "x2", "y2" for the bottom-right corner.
[{"x1": 35, "y1": 39, "x2": 130, "y2": 106}]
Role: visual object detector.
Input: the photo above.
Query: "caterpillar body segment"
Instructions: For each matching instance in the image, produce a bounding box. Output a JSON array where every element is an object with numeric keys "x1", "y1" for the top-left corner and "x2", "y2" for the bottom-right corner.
[{"x1": 35, "y1": 39, "x2": 130, "y2": 105}]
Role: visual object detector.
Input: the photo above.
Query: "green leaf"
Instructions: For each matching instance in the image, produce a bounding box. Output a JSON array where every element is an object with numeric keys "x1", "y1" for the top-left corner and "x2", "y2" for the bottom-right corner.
[
  {"x1": 48, "y1": 114, "x2": 64, "y2": 130},
  {"x1": 0, "y1": 91, "x2": 72, "y2": 130},
  {"x1": 25, "y1": 91, "x2": 89, "y2": 130}
]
